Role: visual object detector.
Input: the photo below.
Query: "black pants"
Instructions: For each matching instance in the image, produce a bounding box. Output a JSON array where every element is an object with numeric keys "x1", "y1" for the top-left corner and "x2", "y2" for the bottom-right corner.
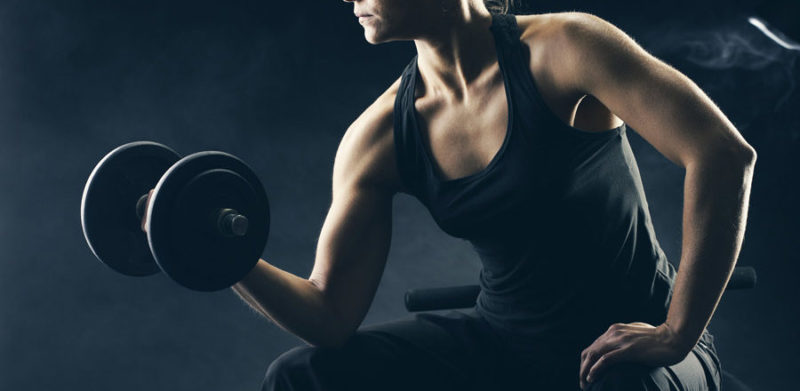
[{"x1": 262, "y1": 309, "x2": 721, "y2": 391}]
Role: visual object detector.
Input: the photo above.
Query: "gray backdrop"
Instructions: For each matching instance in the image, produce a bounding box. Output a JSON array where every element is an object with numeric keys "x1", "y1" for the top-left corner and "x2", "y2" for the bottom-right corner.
[{"x1": 0, "y1": 0, "x2": 796, "y2": 390}]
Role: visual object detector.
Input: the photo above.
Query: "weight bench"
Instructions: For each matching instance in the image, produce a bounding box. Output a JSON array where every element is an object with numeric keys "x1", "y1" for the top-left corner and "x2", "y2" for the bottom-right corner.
[{"x1": 403, "y1": 266, "x2": 758, "y2": 391}]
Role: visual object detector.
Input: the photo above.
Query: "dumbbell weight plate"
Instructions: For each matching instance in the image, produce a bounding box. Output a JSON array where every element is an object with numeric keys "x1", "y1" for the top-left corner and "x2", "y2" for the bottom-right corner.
[
  {"x1": 81, "y1": 141, "x2": 181, "y2": 276},
  {"x1": 147, "y1": 151, "x2": 270, "y2": 291}
]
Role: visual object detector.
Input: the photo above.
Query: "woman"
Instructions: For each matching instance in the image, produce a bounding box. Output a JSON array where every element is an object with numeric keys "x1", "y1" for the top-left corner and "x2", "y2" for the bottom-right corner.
[{"x1": 233, "y1": 0, "x2": 756, "y2": 390}]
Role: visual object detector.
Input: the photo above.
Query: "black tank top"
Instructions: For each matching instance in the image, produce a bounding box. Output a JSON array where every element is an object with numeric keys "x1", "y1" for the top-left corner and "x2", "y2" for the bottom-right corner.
[{"x1": 393, "y1": 14, "x2": 676, "y2": 357}]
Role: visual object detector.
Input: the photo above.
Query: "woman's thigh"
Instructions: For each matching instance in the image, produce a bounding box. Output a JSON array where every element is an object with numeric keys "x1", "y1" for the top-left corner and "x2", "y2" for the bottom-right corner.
[
  {"x1": 262, "y1": 312, "x2": 722, "y2": 391},
  {"x1": 586, "y1": 330, "x2": 722, "y2": 391},
  {"x1": 262, "y1": 309, "x2": 505, "y2": 391}
]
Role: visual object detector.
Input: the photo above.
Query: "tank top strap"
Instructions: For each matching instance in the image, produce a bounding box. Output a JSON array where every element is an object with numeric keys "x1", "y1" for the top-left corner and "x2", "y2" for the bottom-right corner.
[
  {"x1": 489, "y1": 13, "x2": 570, "y2": 142},
  {"x1": 393, "y1": 56, "x2": 430, "y2": 198},
  {"x1": 489, "y1": 13, "x2": 521, "y2": 46},
  {"x1": 489, "y1": 13, "x2": 533, "y2": 88}
]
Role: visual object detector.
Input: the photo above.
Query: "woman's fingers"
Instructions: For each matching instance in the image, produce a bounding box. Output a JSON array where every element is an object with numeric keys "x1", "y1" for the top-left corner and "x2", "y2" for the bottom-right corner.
[
  {"x1": 587, "y1": 347, "x2": 628, "y2": 383},
  {"x1": 579, "y1": 323, "x2": 628, "y2": 389}
]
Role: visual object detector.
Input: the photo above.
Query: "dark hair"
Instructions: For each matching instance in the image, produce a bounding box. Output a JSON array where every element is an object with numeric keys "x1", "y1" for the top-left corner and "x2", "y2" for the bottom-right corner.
[{"x1": 484, "y1": 0, "x2": 514, "y2": 14}]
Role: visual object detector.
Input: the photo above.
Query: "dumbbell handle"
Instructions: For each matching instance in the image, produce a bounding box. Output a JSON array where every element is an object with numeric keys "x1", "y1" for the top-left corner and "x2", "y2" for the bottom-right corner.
[{"x1": 135, "y1": 192, "x2": 248, "y2": 237}]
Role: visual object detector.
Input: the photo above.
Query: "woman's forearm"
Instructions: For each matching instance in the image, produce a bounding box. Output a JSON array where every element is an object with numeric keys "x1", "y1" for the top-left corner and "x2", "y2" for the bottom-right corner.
[
  {"x1": 665, "y1": 146, "x2": 756, "y2": 353},
  {"x1": 232, "y1": 259, "x2": 345, "y2": 348}
]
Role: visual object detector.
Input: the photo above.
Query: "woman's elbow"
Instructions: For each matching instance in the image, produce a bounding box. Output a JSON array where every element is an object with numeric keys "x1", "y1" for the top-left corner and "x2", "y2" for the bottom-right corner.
[
  {"x1": 738, "y1": 143, "x2": 757, "y2": 167},
  {"x1": 704, "y1": 140, "x2": 757, "y2": 171}
]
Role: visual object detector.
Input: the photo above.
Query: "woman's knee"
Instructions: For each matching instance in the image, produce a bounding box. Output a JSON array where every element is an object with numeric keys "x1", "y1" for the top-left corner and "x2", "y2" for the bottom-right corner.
[
  {"x1": 262, "y1": 346, "x2": 324, "y2": 391},
  {"x1": 586, "y1": 363, "x2": 661, "y2": 391}
]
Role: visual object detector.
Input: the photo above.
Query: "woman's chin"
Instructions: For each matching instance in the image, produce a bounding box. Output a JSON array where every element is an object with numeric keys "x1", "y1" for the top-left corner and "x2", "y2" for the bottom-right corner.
[{"x1": 364, "y1": 30, "x2": 385, "y2": 45}]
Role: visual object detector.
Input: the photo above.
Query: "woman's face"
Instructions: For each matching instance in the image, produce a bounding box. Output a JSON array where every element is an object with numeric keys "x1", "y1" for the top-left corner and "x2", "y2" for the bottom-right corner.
[{"x1": 343, "y1": 0, "x2": 438, "y2": 44}]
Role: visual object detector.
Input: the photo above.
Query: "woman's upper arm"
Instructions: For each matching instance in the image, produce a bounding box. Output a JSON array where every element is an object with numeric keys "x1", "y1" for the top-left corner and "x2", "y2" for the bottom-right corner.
[
  {"x1": 307, "y1": 88, "x2": 402, "y2": 338},
  {"x1": 549, "y1": 12, "x2": 756, "y2": 167}
]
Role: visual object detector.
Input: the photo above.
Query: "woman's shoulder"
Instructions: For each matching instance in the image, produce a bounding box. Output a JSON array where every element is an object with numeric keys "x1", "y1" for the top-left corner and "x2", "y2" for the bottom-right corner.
[
  {"x1": 345, "y1": 76, "x2": 401, "y2": 148},
  {"x1": 335, "y1": 77, "x2": 405, "y2": 194},
  {"x1": 513, "y1": 12, "x2": 626, "y2": 134}
]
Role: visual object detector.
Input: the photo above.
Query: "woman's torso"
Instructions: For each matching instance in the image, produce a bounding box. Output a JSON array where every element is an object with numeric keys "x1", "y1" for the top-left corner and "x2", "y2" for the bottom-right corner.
[{"x1": 392, "y1": 13, "x2": 677, "y2": 359}]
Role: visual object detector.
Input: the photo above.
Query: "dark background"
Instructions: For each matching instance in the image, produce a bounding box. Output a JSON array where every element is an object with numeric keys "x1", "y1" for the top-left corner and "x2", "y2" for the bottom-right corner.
[{"x1": 1, "y1": 0, "x2": 796, "y2": 390}]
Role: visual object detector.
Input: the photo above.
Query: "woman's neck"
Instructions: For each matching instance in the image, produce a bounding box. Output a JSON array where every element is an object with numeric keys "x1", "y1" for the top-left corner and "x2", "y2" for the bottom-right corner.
[{"x1": 413, "y1": 5, "x2": 497, "y2": 99}]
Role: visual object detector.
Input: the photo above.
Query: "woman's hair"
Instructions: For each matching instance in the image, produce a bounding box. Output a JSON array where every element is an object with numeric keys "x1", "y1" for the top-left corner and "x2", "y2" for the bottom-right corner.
[{"x1": 484, "y1": 0, "x2": 514, "y2": 14}]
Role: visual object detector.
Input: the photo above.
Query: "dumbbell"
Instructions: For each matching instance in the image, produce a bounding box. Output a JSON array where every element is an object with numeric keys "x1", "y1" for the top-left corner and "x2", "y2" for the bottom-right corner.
[{"x1": 80, "y1": 141, "x2": 270, "y2": 291}]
